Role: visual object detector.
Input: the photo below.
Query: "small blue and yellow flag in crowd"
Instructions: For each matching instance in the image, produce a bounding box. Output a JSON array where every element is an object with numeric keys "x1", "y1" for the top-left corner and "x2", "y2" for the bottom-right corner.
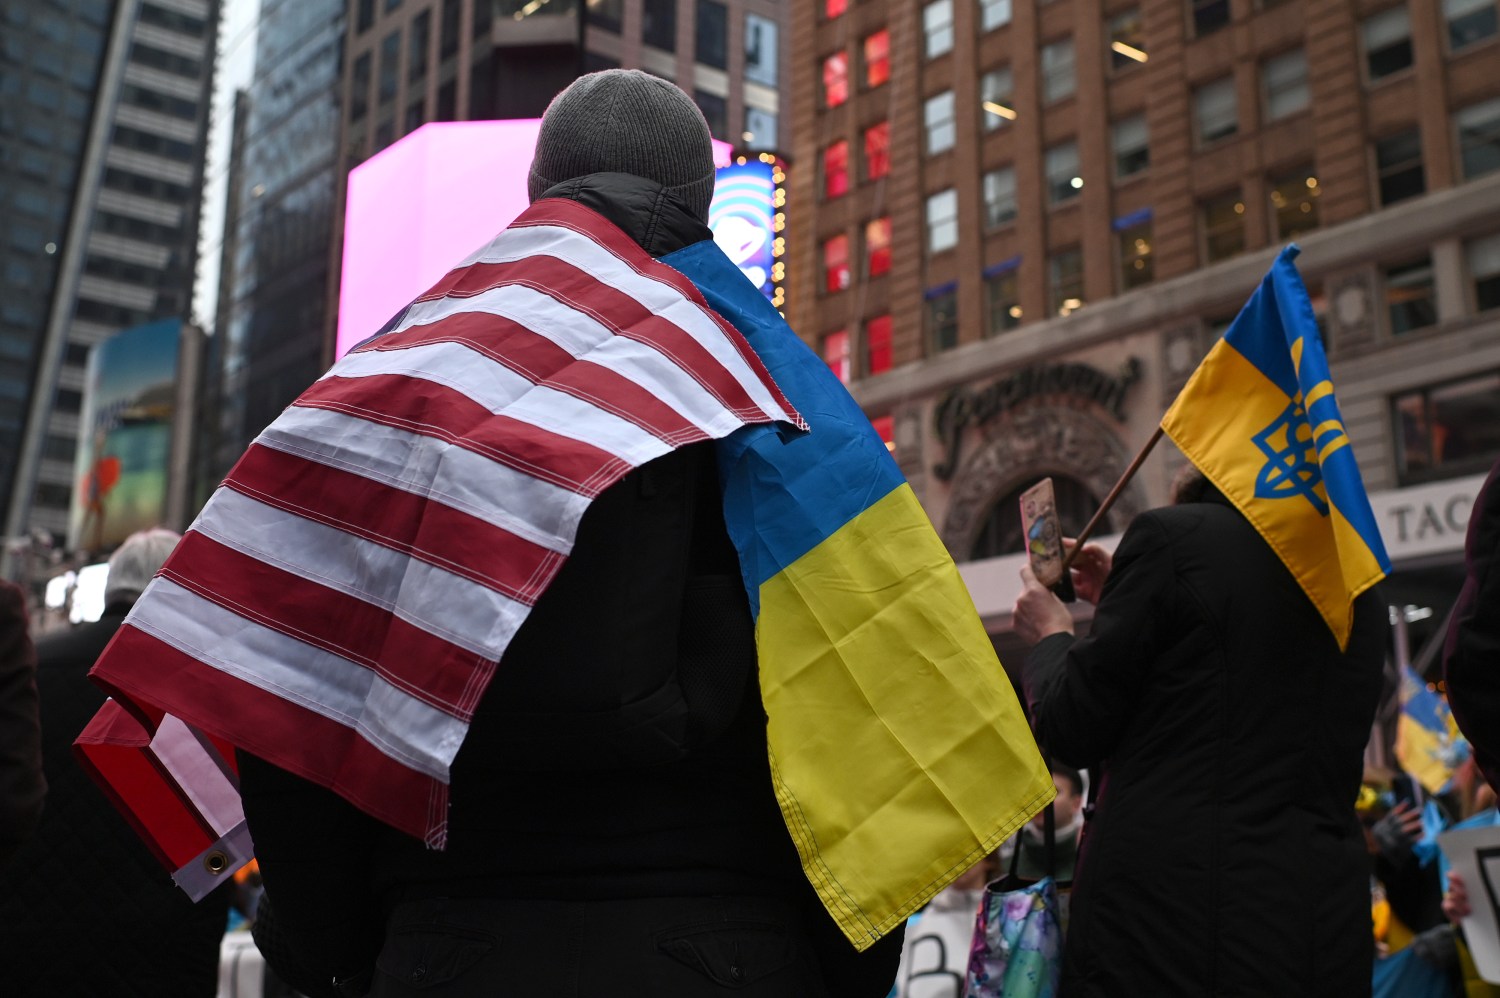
[
  {"x1": 663, "y1": 238, "x2": 1054, "y2": 949},
  {"x1": 1162, "y1": 245, "x2": 1391, "y2": 649},
  {"x1": 1395, "y1": 665, "x2": 1465, "y2": 795}
]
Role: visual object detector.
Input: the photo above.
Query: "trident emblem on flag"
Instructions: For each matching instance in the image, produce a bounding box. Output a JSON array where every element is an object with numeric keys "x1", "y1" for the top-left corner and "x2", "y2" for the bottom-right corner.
[{"x1": 1251, "y1": 380, "x2": 1350, "y2": 518}]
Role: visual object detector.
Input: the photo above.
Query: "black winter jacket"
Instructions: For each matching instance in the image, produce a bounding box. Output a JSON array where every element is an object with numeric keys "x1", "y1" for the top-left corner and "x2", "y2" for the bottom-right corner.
[
  {"x1": 1025, "y1": 494, "x2": 1385, "y2": 997},
  {"x1": 0, "y1": 608, "x2": 230, "y2": 997}
]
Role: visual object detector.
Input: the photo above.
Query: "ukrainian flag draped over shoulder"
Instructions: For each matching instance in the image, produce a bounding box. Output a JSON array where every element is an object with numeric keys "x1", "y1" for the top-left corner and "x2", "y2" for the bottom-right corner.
[
  {"x1": 662, "y1": 239, "x2": 1053, "y2": 949},
  {"x1": 1162, "y1": 245, "x2": 1391, "y2": 648}
]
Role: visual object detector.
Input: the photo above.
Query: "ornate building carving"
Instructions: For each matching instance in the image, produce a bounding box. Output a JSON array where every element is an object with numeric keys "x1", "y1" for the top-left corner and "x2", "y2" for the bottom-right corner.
[{"x1": 940, "y1": 404, "x2": 1148, "y2": 559}]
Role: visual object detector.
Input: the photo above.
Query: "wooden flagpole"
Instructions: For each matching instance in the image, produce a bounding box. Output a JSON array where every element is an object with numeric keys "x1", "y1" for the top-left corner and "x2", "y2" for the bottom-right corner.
[{"x1": 1059, "y1": 425, "x2": 1165, "y2": 573}]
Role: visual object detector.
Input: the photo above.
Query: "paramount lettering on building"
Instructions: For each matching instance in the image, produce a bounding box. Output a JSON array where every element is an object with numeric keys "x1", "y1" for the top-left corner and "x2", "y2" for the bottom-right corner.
[{"x1": 932, "y1": 358, "x2": 1142, "y2": 480}]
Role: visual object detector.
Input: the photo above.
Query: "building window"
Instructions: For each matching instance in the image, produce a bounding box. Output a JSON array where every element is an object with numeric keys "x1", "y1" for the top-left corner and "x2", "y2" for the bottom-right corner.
[
  {"x1": 1445, "y1": 0, "x2": 1499, "y2": 51},
  {"x1": 644, "y1": 0, "x2": 676, "y2": 50},
  {"x1": 927, "y1": 188, "x2": 959, "y2": 253},
  {"x1": 980, "y1": 0, "x2": 1013, "y2": 31},
  {"x1": 826, "y1": 0, "x2": 848, "y2": 19},
  {"x1": 822, "y1": 329, "x2": 850, "y2": 382},
  {"x1": 1192, "y1": 0, "x2": 1230, "y2": 37},
  {"x1": 985, "y1": 264, "x2": 1022, "y2": 335},
  {"x1": 744, "y1": 106, "x2": 776, "y2": 149},
  {"x1": 745, "y1": 14, "x2": 778, "y2": 86},
  {"x1": 1201, "y1": 191, "x2": 1246, "y2": 262},
  {"x1": 357, "y1": 0, "x2": 375, "y2": 33},
  {"x1": 823, "y1": 140, "x2": 849, "y2": 199},
  {"x1": 865, "y1": 314, "x2": 893, "y2": 375},
  {"x1": 1194, "y1": 77, "x2": 1238, "y2": 146},
  {"x1": 924, "y1": 0, "x2": 954, "y2": 58},
  {"x1": 696, "y1": 1, "x2": 727, "y2": 69},
  {"x1": 1393, "y1": 371, "x2": 1500, "y2": 484},
  {"x1": 863, "y1": 121, "x2": 890, "y2": 180},
  {"x1": 1262, "y1": 49, "x2": 1309, "y2": 121},
  {"x1": 1269, "y1": 171, "x2": 1320, "y2": 240},
  {"x1": 864, "y1": 29, "x2": 891, "y2": 88},
  {"x1": 926, "y1": 285, "x2": 960, "y2": 353},
  {"x1": 1376, "y1": 128, "x2": 1425, "y2": 205},
  {"x1": 866, "y1": 217, "x2": 893, "y2": 277},
  {"x1": 981, "y1": 67, "x2": 1016, "y2": 130},
  {"x1": 823, "y1": 52, "x2": 849, "y2": 108},
  {"x1": 409, "y1": 11, "x2": 430, "y2": 82},
  {"x1": 823, "y1": 234, "x2": 850, "y2": 292},
  {"x1": 695, "y1": 90, "x2": 727, "y2": 139},
  {"x1": 1117, "y1": 215, "x2": 1154, "y2": 291},
  {"x1": 587, "y1": 0, "x2": 624, "y2": 32},
  {"x1": 1049, "y1": 248, "x2": 1085, "y2": 316},
  {"x1": 1112, "y1": 115, "x2": 1150, "y2": 179},
  {"x1": 1041, "y1": 38, "x2": 1076, "y2": 103},
  {"x1": 352, "y1": 53, "x2": 371, "y2": 121},
  {"x1": 1045, "y1": 141, "x2": 1082, "y2": 204},
  {"x1": 983, "y1": 166, "x2": 1018, "y2": 228},
  {"x1": 1110, "y1": 9, "x2": 1148, "y2": 69},
  {"x1": 379, "y1": 31, "x2": 399, "y2": 106},
  {"x1": 924, "y1": 90, "x2": 956, "y2": 154},
  {"x1": 1456, "y1": 98, "x2": 1500, "y2": 180},
  {"x1": 440, "y1": 0, "x2": 460, "y2": 59},
  {"x1": 1471, "y1": 232, "x2": 1500, "y2": 311},
  {"x1": 1363, "y1": 7, "x2": 1413, "y2": 81},
  {"x1": 1385, "y1": 258, "x2": 1437, "y2": 335}
]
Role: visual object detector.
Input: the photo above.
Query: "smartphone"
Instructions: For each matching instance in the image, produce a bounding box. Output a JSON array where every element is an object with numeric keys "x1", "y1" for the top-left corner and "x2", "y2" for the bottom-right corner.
[{"x1": 1020, "y1": 478, "x2": 1076, "y2": 603}]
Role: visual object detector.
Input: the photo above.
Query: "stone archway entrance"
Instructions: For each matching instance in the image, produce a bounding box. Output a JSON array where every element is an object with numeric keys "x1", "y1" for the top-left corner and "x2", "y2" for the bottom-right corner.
[{"x1": 940, "y1": 404, "x2": 1148, "y2": 561}]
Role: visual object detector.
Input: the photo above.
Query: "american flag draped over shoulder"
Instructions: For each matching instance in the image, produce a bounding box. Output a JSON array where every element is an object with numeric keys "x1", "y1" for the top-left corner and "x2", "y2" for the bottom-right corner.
[{"x1": 82, "y1": 198, "x2": 804, "y2": 865}]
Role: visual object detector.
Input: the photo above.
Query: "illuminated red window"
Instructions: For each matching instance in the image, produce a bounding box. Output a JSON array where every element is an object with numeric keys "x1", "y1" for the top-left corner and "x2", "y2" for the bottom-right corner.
[
  {"x1": 822, "y1": 329, "x2": 850, "y2": 382},
  {"x1": 863, "y1": 121, "x2": 890, "y2": 180},
  {"x1": 870, "y1": 414, "x2": 895, "y2": 451},
  {"x1": 864, "y1": 30, "x2": 891, "y2": 88},
  {"x1": 865, "y1": 217, "x2": 892, "y2": 277},
  {"x1": 823, "y1": 234, "x2": 851, "y2": 293},
  {"x1": 865, "y1": 313, "x2": 893, "y2": 374},
  {"x1": 826, "y1": 0, "x2": 848, "y2": 18},
  {"x1": 823, "y1": 139, "x2": 849, "y2": 199},
  {"x1": 823, "y1": 51, "x2": 849, "y2": 108}
]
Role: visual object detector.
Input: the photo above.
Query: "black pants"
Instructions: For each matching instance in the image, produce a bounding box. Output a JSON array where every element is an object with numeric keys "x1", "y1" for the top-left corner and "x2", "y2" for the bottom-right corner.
[{"x1": 368, "y1": 894, "x2": 837, "y2": 997}]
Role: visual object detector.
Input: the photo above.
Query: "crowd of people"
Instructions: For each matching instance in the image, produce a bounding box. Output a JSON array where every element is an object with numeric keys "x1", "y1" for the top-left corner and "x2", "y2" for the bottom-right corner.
[{"x1": 0, "y1": 71, "x2": 1496, "y2": 997}]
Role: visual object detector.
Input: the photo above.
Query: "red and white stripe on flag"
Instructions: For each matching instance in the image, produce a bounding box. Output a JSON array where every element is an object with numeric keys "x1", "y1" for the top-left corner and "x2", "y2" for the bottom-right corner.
[
  {"x1": 74, "y1": 701, "x2": 252, "y2": 899},
  {"x1": 84, "y1": 197, "x2": 803, "y2": 851}
]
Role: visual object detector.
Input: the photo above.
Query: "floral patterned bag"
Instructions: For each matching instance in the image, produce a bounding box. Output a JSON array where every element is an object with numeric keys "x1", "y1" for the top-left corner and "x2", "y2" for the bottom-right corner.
[{"x1": 963, "y1": 806, "x2": 1065, "y2": 998}]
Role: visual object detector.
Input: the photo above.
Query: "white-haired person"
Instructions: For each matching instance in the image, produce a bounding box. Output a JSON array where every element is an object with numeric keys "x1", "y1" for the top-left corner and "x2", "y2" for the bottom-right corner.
[{"x1": 0, "y1": 528, "x2": 231, "y2": 997}]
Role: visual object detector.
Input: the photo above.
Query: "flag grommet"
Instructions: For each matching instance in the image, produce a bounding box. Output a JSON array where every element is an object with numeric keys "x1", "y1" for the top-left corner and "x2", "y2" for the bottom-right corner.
[{"x1": 203, "y1": 850, "x2": 229, "y2": 875}]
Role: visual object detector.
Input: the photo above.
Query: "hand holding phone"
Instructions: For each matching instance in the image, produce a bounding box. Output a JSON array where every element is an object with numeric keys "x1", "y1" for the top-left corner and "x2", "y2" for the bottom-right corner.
[{"x1": 1020, "y1": 478, "x2": 1077, "y2": 603}]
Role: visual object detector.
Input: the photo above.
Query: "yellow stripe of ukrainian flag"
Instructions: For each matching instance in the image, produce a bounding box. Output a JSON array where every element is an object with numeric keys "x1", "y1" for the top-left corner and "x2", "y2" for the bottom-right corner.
[{"x1": 756, "y1": 483, "x2": 1055, "y2": 946}]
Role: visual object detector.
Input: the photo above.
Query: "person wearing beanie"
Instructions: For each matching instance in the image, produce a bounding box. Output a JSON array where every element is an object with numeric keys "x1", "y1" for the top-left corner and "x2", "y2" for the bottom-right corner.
[
  {"x1": 0, "y1": 528, "x2": 234, "y2": 996},
  {"x1": 233, "y1": 69, "x2": 907, "y2": 997}
]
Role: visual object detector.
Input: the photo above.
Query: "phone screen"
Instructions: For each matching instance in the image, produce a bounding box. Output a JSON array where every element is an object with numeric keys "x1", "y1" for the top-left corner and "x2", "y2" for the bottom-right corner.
[{"x1": 1020, "y1": 478, "x2": 1076, "y2": 602}]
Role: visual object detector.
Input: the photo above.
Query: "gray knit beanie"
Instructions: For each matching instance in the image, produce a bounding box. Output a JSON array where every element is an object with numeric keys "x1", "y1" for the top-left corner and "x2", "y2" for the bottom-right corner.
[{"x1": 527, "y1": 69, "x2": 717, "y2": 222}]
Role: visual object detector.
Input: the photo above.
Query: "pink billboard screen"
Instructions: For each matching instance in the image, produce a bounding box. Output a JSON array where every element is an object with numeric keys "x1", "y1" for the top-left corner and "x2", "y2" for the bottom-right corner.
[{"x1": 337, "y1": 121, "x2": 732, "y2": 359}]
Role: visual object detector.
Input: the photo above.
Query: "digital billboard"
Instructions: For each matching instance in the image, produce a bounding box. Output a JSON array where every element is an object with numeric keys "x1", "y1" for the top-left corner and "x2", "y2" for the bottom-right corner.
[
  {"x1": 337, "y1": 120, "x2": 734, "y2": 358},
  {"x1": 68, "y1": 319, "x2": 180, "y2": 553},
  {"x1": 707, "y1": 156, "x2": 785, "y2": 309}
]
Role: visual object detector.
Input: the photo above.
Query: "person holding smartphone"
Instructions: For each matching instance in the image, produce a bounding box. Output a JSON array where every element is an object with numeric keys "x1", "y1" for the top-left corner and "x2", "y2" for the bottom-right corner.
[{"x1": 1010, "y1": 467, "x2": 1387, "y2": 997}]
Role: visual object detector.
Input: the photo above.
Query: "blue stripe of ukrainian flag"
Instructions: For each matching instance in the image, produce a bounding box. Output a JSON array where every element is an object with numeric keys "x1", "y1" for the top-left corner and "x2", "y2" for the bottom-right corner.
[
  {"x1": 662, "y1": 239, "x2": 1052, "y2": 949},
  {"x1": 1162, "y1": 245, "x2": 1390, "y2": 649}
]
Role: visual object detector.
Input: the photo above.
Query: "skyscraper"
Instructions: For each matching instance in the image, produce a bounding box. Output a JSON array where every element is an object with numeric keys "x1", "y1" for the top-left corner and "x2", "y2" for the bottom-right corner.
[
  {"x1": 2, "y1": 0, "x2": 219, "y2": 576},
  {"x1": 199, "y1": 0, "x2": 345, "y2": 498}
]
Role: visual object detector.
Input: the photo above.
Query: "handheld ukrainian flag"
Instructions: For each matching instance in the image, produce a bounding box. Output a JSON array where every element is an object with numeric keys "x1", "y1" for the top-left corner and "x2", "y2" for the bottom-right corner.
[
  {"x1": 1162, "y1": 245, "x2": 1391, "y2": 648},
  {"x1": 662, "y1": 239, "x2": 1054, "y2": 949},
  {"x1": 1395, "y1": 665, "x2": 1465, "y2": 794}
]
